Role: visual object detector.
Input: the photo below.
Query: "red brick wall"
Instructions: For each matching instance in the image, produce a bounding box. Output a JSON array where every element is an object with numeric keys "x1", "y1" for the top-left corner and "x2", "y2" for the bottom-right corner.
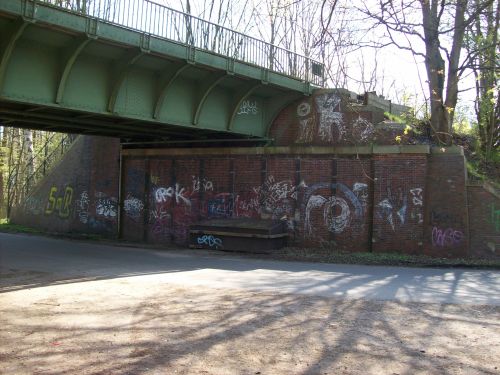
[
  {"x1": 122, "y1": 157, "x2": 147, "y2": 242},
  {"x1": 121, "y1": 153, "x2": 424, "y2": 254},
  {"x1": 372, "y1": 155, "x2": 427, "y2": 254},
  {"x1": 11, "y1": 135, "x2": 494, "y2": 260},
  {"x1": 269, "y1": 89, "x2": 409, "y2": 147},
  {"x1": 467, "y1": 185, "x2": 500, "y2": 259},
  {"x1": 424, "y1": 153, "x2": 469, "y2": 258},
  {"x1": 11, "y1": 136, "x2": 120, "y2": 237}
]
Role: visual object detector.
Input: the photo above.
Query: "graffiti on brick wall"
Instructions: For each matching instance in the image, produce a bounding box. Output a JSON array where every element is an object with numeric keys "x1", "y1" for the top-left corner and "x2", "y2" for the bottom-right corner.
[
  {"x1": 24, "y1": 196, "x2": 44, "y2": 216},
  {"x1": 150, "y1": 177, "x2": 204, "y2": 241},
  {"x1": 142, "y1": 171, "x2": 373, "y2": 242},
  {"x1": 257, "y1": 175, "x2": 300, "y2": 213},
  {"x1": 76, "y1": 191, "x2": 90, "y2": 224},
  {"x1": 234, "y1": 192, "x2": 260, "y2": 218},
  {"x1": 197, "y1": 234, "x2": 223, "y2": 249},
  {"x1": 155, "y1": 184, "x2": 191, "y2": 206},
  {"x1": 150, "y1": 205, "x2": 171, "y2": 239},
  {"x1": 123, "y1": 194, "x2": 144, "y2": 220},
  {"x1": 95, "y1": 192, "x2": 117, "y2": 219},
  {"x1": 352, "y1": 117, "x2": 375, "y2": 143},
  {"x1": 192, "y1": 176, "x2": 214, "y2": 193},
  {"x1": 237, "y1": 100, "x2": 258, "y2": 115},
  {"x1": 150, "y1": 174, "x2": 160, "y2": 185},
  {"x1": 409, "y1": 188, "x2": 424, "y2": 224},
  {"x1": 352, "y1": 183, "x2": 369, "y2": 210},
  {"x1": 376, "y1": 187, "x2": 424, "y2": 230},
  {"x1": 295, "y1": 95, "x2": 375, "y2": 144},
  {"x1": 208, "y1": 193, "x2": 233, "y2": 218},
  {"x1": 235, "y1": 175, "x2": 305, "y2": 229},
  {"x1": 490, "y1": 203, "x2": 500, "y2": 233},
  {"x1": 432, "y1": 226, "x2": 464, "y2": 248},
  {"x1": 429, "y1": 208, "x2": 465, "y2": 248},
  {"x1": 376, "y1": 188, "x2": 407, "y2": 230},
  {"x1": 45, "y1": 186, "x2": 73, "y2": 219},
  {"x1": 72, "y1": 190, "x2": 119, "y2": 228},
  {"x1": 296, "y1": 101, "x2": 315, "y2": 143},
  {"x1": 410, "y1": 188, "x2": 423, "y2": 207},
  {"x1": 303, "y1": 182, "x2": 364, "y2": 238},
  {"x1": 315, "y1": 93, "x2": 345, "y2": 142}
]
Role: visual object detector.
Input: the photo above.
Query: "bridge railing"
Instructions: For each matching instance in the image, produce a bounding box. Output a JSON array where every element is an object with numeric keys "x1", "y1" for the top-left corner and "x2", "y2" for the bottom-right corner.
[{"x1": 38, "y1": 0, "x2": 325, "y2": 86}]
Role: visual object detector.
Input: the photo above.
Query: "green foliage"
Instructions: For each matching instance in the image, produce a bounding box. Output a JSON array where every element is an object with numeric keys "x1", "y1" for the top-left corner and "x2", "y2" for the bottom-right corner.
[
  {"x1": 384, "y1": 112, "x2": 404, "y2": 123},
  {"x1": 0, "y1": 129, "x2": 75, "y2": 218},
  {"x1": 452, "y1": 104, "x2": 477, "y2": 136},
  {"x1": 467, "y1": 160, "x2": 486, "y2": 181},
  {"x1": 0, "y1": 219, "x2": 41, "y2": 234}
]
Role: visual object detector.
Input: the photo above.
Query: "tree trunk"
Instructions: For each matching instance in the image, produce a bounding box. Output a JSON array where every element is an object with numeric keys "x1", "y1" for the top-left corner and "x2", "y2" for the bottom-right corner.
[
  {"x1": 421, "y1": 1, "x2": 449, "y2": 144},
  {"x1": 421, "y1": 0, "x2": 468, "y2": 145},
  {"x1": 23, "y1": 129, "x2": 34, "y2": 194}
]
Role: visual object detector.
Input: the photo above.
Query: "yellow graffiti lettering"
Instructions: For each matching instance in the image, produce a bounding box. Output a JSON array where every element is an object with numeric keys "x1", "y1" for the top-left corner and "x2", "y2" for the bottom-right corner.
[
  {"x1": 45, "y1": 186, "x2": 74, "y2": 218},
  {"x1": 59, "y1": 186, "x2": 73, "y2": 218},
  {"x1": 150, "y1": 175, "x2": 160, "y2": 185},
  {"x1": 45, "y1": 187, "x2": 58, "y2": 215}
]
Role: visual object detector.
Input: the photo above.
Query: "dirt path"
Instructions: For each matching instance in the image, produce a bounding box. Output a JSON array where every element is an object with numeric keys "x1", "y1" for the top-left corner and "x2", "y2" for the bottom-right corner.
[{"x1": 1, "y1": 268, "x2": 499, "y2": 375}]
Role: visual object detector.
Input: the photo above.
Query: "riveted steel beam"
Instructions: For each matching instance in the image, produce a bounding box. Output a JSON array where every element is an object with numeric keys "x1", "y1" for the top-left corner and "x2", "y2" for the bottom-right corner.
[
  {"x1": 0, "y1": 107, "x2": 207, "y2": 138},
  {"x1": 193, "y1": 70, "x2": 226, "y2": 126},
  {"x1": 153, "y1": 61, "x2": 190, "y2": 119},
  {"x1": 0, "y1": 19, "x2": 29, "y2": 92},
  {"x1": 108, "y1": 48, "x2": 145, "y2": 113},
  {"x1": 0, "y1": 114, "x2": 165, "y2": 138},
  {"x1": 227, "y1": 81, "x2": 261, "y2": 131},
  {"x1": 56, "y1": 35, "x2": 92, "y2": 104}
]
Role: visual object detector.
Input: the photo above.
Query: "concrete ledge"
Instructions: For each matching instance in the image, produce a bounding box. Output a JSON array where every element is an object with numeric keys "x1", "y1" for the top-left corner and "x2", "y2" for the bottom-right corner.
[
  {"x1": 122, "y1": 144, "x2": 432, "y2": 157},
  {"x1": 372, "y1": 145, "x2": 430, "y2": 154},
  {"x1": 430, "y1": 145, "x2": 464, "y2": 155}
]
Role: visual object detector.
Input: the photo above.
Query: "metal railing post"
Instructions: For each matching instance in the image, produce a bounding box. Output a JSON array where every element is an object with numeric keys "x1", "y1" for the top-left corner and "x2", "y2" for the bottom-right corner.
[{"x1": 36, "y1": 0, "x2": 325, "y2": 86}]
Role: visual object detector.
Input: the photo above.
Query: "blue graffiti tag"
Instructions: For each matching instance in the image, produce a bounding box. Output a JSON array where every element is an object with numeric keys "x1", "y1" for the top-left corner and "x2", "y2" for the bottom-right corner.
[{"x1": 197, "y1": 235, "x2": 223, "y2": 249}]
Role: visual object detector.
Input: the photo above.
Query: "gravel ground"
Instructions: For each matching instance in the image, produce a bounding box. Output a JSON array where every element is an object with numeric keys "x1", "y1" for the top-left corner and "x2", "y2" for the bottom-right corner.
[{"x1": 1, "y1": 268, "x2": 499, "y2": 375}]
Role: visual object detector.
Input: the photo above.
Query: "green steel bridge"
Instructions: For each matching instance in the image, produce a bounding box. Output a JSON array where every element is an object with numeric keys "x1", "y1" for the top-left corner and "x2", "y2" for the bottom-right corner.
[{"x1": 0, "y1": 0, "x2": 324, "y2": 142}]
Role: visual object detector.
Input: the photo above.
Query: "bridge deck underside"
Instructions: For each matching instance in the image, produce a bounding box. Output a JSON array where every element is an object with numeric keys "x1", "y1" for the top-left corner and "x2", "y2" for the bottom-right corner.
[{"x1": 0, "y1": 1, "x2": 310, "y2": 140}]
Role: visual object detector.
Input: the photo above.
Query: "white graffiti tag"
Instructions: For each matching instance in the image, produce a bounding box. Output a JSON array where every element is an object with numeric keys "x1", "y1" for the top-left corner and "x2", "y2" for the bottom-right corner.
[
  {"x1": 237, "y1": 100, "x2": 258, "y2": 115},
  {"x1": 192, "y1": 176, "x2": 214, "y2": 193},
  {"x1": 352, "y1": 182, "x2": 369, "y2": 211},
  {"x1": 352, "y1": 117, "x2": 375, "y2": 143},
  {"x1": 124, "y1": 194, "x2": 144, "y2": 219},
  {"x1": 95, "y1": 192, "x2": 117, "y2": 218},
  {"x1": 305, "y1": 195, "x2": 327, "y2": 236},
  {"x1": 297, "y1": 102, "x2": 311, "y2": 117},
  {"x1": 303, "y1": 183, "x2": 364, "y2": 239},
  {"x1": 410, "y1": 188, "x2": 423, "y2": 206},
  {"x1": 154, "y1": 184, "x2": 191, "y2": 206},
  {"x1": 315, "y1": 93, "x2": 345, "y2": 142},
  {"x1": 323, "y1": 196, "x2": 351, "y2": 234},
  {"x1": 155, "y1": 187, "x2": 173, "y2": 203},
  {"x1": 76, "y1": 191, "x2": 90, "y2": 224},
  {"x1": 297, "y1": 117, "x2": 315, "y2": 143},
  {"x1": 377, "y1": 198, "x2": 395, "y2": 230},
  {"x1": 296, "y1": 101, "x2": 314, "y2": 143},
  {"x1": 376, "y1": 187, "x2": 423, "y2": 230}
]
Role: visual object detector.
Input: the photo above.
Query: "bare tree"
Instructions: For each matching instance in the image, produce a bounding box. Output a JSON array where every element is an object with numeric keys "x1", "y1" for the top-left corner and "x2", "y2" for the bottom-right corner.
[{"x1": 351, "y1": 0, "x2": 495, "y2": 145}]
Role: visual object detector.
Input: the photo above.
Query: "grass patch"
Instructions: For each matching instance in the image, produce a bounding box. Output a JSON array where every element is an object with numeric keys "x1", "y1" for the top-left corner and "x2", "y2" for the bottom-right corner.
[
  {"x1": 271, "y1": 247, "x2": 500, "y2": 269},
  {"x1": 0, "y1": 219, "x2": 42, "y2": 234}
]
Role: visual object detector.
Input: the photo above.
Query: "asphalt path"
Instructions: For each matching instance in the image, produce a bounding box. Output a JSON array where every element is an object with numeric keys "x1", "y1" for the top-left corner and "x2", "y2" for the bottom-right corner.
[{"x1": 1, "y1": 232, "x2": 499, "y2": 305}]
